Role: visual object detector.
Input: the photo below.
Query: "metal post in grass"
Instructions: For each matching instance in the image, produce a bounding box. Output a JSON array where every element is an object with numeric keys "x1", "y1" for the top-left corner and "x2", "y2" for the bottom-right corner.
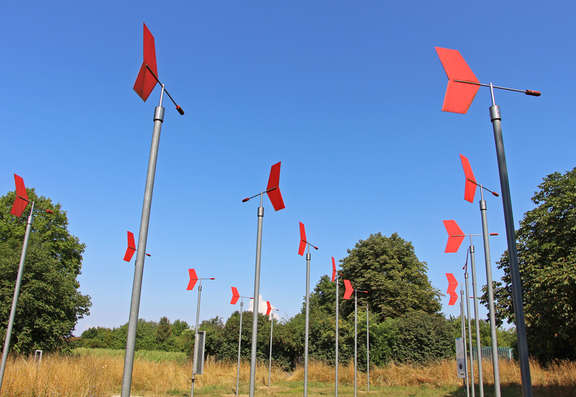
[
  {"x1": 186, "y1": 269, "x2": 214, "y2": 397},
  {"x1": 331, "y1": 257, "x2": 341, "y2": 397},
  {"x1": 230, "y1": 287, "x2": 253, "y2": 396},
  {"x1": 242, "y1": 162, "x2": 285, "y2": 397},
  {"x1": 436, "y1": 47, "x2": 540, "y2": 397},
  {"x1": 121, "y1": 23, "x2": 185, "y2": 397},
  {"x1": 297, "y1": 222, "x2": 318, "y2": 397}
]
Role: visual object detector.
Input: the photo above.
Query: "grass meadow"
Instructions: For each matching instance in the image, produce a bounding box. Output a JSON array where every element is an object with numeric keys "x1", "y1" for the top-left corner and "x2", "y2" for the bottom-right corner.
[{"x1": 0, "y1": 348, "x2": 574, "y2": 396}]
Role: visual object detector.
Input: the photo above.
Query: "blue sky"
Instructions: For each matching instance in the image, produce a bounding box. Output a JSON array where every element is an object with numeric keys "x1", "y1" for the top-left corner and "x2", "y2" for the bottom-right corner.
[{"x1": 2, "y1": 1, "x2": 574, "y2": 334}]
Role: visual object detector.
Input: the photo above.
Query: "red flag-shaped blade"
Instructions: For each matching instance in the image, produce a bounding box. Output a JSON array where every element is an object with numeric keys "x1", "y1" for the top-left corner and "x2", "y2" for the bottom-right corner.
[
  {"x1": 443, "y1": 220, "x2": 465, "y2": 253},
  {"x1": 123, "y1": 231, "x2": 137, "y2": 262},
  {"x1": 298, "y1": 222, "x2": 307, "y2": 256},
  {"x1": 435, "y1": 47, "x2": 480, "y2": 114},
  {"x1": 231, "y1": 287, "x2": 240, "y2": 305},
  {"x1": 187, "y1": 268, "x2": 198, "y2": 290},
  {"x1": 266, "y1": 162, "x2": 285, "y2": 211},
  {"x1": 331, "y1": 257, "x2": 337, "y2": 283},
  {"x1": 459, "y1": 154, "x2": 477, "y2": 203},
  {"x1": 11, "y1": 174, "x2": 29, "y2": 217},
  {"x1": 343, "y1": 279, "x2": 353, "y2": 300},
  {"x1": 266, "y1": 301, "x2": 272, "y2": 317},
  {"x1": 133, "y1": 23, "x2": 158, "y2": 101},
  {"x1": 446, "y1": 273, "x2": 458, "y2": 305}
]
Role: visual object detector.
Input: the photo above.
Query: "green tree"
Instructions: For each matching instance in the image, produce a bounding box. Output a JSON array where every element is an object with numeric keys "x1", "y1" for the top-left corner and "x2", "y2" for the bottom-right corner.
[
  {"x1": 0, "y1": 188, "x2": 91, "y2": 354},
  {"x1": 339, "y1": 233, "x2": 441, "y2": 319},
  {"x1": 156, "y1": 316, "x2": 172, "y2": 349},
  {"x1": 490, "y1": 168, "x2": 576, "y2": 362}
]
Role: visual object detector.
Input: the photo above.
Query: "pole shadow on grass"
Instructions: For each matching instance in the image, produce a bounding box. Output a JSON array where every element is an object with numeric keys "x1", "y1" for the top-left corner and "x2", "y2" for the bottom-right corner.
[{"x1": 447, "y1": 383, "x2": 576, "y2": 397}]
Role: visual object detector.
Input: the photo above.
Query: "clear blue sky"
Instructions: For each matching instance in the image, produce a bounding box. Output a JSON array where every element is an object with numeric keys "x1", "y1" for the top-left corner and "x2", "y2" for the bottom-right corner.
[{"x1": 2, "y1": 1, "x2": 574, "y2": 335}]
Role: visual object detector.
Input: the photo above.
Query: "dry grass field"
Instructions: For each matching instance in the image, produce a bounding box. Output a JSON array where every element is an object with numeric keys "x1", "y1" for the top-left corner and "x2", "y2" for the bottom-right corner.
[{"x1": 0, "y1": 349, "x2": 575, "y2": 396}]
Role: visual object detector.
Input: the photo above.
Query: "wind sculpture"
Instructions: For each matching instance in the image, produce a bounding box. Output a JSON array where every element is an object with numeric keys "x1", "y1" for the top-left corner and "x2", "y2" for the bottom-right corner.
[
  {"x1": 122, "y1": 231, "x2": 151, "y2": 262},
  {"x1": 187, "y1": 269, "x2": 215, "y2": 397},
  {"x1": 331, "y1": 258, "x2": 341, "y2": 397},
  {"x1": 436, "y1": 46, "x2": 540, "y2": 397},
  {"x1": 460, "y1": 154, "x2": 502, "y2": 396},
  {"x1": 121, "y1": 23, "x2": 185, "y2": 397},
  {"x1": 230, "y1": 287, "x2": 252, "y2": 397},
  {"x1": 353, "y1": 288, "x2": 369, "y2": 397},
  {"x1": 298, "y1": 222, "x2": 318, "y2": 397},
  {"x1": 266, "y1": 301, "x2": 278, "y2": 387},
  {"x1": 447, "y1": 273, "x2": 470, "y2": 397},
  {"x1": 241, "y1": 162, "x2": 285, "y2": 397},
  {"x1": 0, "y1": 175, "x2": 53, "y2": 392}
]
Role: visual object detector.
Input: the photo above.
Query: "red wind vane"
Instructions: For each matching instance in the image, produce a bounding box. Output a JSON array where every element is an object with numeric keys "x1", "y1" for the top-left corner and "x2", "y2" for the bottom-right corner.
[
  {"x1": 266, "y1": 162, "x2": 285, "y2": 211},
  {"x1": 443, "y1": 220, "x2": 465, "y2": 253},
  {"x1": 343, "y1": 279, "x2": 354, "y2": 300},
  {"x1": 459, "y1": 154, "x2": 477, "y2": 203},
  {"x1": 187, "y1": 268, "x2": 198, "y2": 291},
  {"x1": 298, "y1": 222, "x2": 307, "y2": 256},
  {"x1": 11, "y1": 174, "x2": 29, "y2": 217},
  {"x1": 331, "y1": 257, "x2": 337, "y2": 283},
  {"x1": 266, "y1": 301, "x2": 272, "y2": 317},
  {"x1": 133, "y1": 23, "x2": 158, "y2": 101},
  {"x1": 435, "y1": 47, "x2": 480, "y2": 114},
  {"x1": 445, "y1": 273, "x2": 458, "y2": 305},
  {"x1": 123, "y1": 231, "x2": 136, "y2": 262},
  {"x1": 230, "y1": 287, "x2": 240, "y2": 305}
]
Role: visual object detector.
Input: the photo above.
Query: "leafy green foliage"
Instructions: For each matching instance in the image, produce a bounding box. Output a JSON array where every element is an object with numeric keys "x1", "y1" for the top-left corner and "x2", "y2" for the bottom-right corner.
[
  {"x1": 0, "y1": 188, "x2": 91, "y2": 354},
  {"x1": 489, "y1": 168, "x2": 576, "y2": 362}
]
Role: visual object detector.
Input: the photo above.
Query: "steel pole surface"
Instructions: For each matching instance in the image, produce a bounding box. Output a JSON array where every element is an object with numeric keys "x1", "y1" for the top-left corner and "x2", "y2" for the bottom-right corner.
[
  {"x1": 366, "y1": 303, "x2": 370, "y2": 393},
  {"x1": 465, "y1": 271, "x2": 476, "y2": 397},
  {"x1": 479, "y1": 195, "x2": 502, "y2": 397},
  {"x1": 249, "y1": 195, "x2": 264, "y2": 397},
  {"x1": 190, "y1": 282, "x2": 203, "y2": 397},
  {"x1": 461, "y1": 289, "x2": 470, "y2": 397},
  {"x1": 469, "y1": 244, "x2": 484, "y2": 397},
  {"x1": 304, "y1": 251, "x2": 311, "y2": 397},
  {"x1": 268, "y1": 317, "x2": 273, "y2": 386},
  {"x1": 236, "y1": 300, "x2": 244, "y2": 396},
  {"x1": 0, "y1": 201, "x2": 35, "y2": 392},
  {"x1": 354, "y1": 291, "x2": 357, "y2": 397},
  {"x1": 489, "y1": 101, "x2": 532, "y2": 397},
  {"x1": 121, "y1": 92, "x2": 165, "y2": 397},
  {"x1": 335, "y1": 276, "x2": 339, "y2": 397}
]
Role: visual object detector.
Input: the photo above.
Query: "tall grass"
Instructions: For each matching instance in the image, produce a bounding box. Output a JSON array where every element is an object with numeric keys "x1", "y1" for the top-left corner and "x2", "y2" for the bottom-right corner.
[{"x1": 1, "y1": 349, "x2": 574, "y2": 396}]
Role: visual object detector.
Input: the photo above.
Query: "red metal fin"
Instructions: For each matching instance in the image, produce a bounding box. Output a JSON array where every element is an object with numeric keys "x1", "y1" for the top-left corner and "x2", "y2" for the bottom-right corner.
[
  {"x1": 123, "y1": 231, "x2": 137, "y2": 262},
  {"x1": 298, "y1": 222, "x2": 307, "y2": 256},
  {"x1": 459, "y1": 154, "x2": 477, "y2": 203},
  {"x1": 266, "y1": 162, "x2": 285, "y2": 211},
  {"x1": 133, "y1": 23, "x2": 158, "y2": 101},
  {"x1": 446, "y1": 273, "x2": 458, "y2": 305},
  {"x1": 266, "y1": 301, "x2": 272, "y2": 317},
  {"x1": 187, "y1": 268, "x2": 198, "y2": 290},
  {"x1": 343, "y1": 279, "x2": 353, "y2": 300},
  {"x1": 231, "y1": 286, "x2": 240, "y2": 305},
  {"x1": 435, "y1": 47, "x2": 480, "y2": 114},
  {"x1": 11, "y1": 174, "x2": 29, "y2": 217},
  {"x1": 443, "y1": 220, "x2": 465, "y2": 253},
  {"x1": 331, "y1": 257, "x2": 337, "y2": 283}
]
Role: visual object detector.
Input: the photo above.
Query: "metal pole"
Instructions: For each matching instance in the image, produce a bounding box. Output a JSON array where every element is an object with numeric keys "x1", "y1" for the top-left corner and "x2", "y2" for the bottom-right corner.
[
  {"x1": 354, "y1": 290, "x2": 357, "y2": 397},
  {"x1": 461, "y1": 289, "x2": 470, "y2": 397},
  {"x1": 335, "y1": 275, "x2": 339, "y2": 397},
  {"x1": 304, "y1": 250, "x2": 311, "y2": 397},
  {"x1": 121, "y1": 87, "x2": 165, "y2": 397},
  {"x1": 469, "y1": 243, "x2": 484, "y2": 397},
  {"x1": 190, "y1": 281, "x2": 203, "y2": 397},
  {"x1": 489, "y1": 86, "x2": 533, "y2": 397},
  {"x1": 366, "y1": 303, "x2": 370, "y2": 393},
  {"x1": 0, "y1": 201, "x2": 35, "y2": 392},
  {"x1": 465, "y1": 270, "x2": 476, "y2": 397},
  {"x1": 479, "y1": 193, "x2": 502, "y2": 397},
  {"x1": 249, "y1": 194, "x2": 264, "y2": 397},
  {"x1": 236, "y1": 300, "x2": 244, "y2": 396},
  {"x1": 268, "y1": 317, "x2": 273, "y2": 386}
]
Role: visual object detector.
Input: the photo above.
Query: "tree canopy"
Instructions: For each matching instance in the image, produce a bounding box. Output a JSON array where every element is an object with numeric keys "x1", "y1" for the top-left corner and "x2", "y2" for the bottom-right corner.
[
  {"x1": 489, "y1": 168, "x2": 576, "y2": 362},
  {"x1": 0, "y1": 188, "x2": 91, "y2": 354}
]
